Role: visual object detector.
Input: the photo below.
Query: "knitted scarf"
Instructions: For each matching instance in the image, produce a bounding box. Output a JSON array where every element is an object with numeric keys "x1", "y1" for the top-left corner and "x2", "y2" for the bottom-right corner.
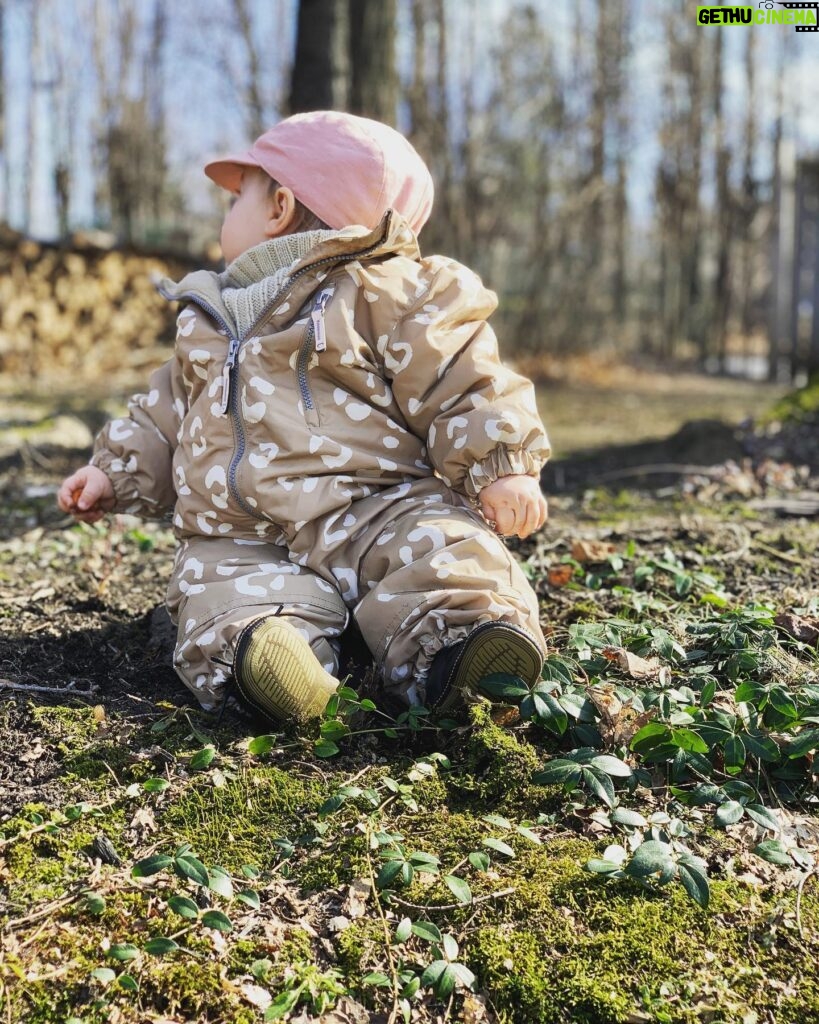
[{"x1": 219, "y1": 230, "x2": 337, "y2": 338}]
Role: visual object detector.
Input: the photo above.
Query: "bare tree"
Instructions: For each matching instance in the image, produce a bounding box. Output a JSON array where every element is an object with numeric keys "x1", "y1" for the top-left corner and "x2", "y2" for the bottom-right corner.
[
  {"x1": 348, "y1": 0, "x2": 397, "y2": 124},
  {"x1": 289, "y1": 0, "x2": 348, "y2": 113},
  {"x1": 0, "y1": 0, "x2": 6, "y2": 224},
  {"x1": 232, "y1": 0, "x2": 266, "y2": 137}
]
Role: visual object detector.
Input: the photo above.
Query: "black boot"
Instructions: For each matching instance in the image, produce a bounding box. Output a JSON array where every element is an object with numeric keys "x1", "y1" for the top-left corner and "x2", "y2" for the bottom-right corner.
[{"x1": 425, "y1": 621, "x2": 544, "y2": 714}]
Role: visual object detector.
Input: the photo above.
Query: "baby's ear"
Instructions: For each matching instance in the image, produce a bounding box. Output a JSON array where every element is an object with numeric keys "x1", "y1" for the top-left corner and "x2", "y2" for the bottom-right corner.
[{"x1": 266, "y1": 186, "x2": 298, "y2": 238}]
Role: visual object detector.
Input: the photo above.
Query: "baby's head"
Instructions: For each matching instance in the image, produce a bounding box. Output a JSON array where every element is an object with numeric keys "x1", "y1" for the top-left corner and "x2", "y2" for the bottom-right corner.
[{"x1": 206, "y1": 110, "x2": 434, "y2": 263}]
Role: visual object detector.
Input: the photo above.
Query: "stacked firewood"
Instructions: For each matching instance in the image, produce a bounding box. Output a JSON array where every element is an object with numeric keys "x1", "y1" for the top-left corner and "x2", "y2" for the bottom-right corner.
[{"x1": 0, "y1": 227, "x2": 208, "y2": 388}]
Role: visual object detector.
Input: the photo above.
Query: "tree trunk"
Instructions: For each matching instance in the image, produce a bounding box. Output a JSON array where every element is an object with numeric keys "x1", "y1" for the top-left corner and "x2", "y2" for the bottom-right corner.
[
  {"x1": 289, "y1": 0, "x2": 347, "y2": 114},
  {"x1": 348, "y1": 0, "x2": 397, "y2": 124},
  {"x1": 0, "y1": 0, "x2": 6, "y2": 224},
  {"x1": 232, "y1": 0, "x2": 266, "y2": 138}
]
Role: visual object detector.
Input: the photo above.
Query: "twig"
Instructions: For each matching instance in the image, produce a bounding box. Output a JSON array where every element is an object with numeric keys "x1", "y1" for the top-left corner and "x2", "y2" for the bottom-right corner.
[
  {"x1": 0, "y1": 677, "x2": 98, "y2": 697},
  {"x1": 796, "y1": 869, "x2": 814, "y2": 938},
  {"x1": 751, "y1": 539, "x2": 806, "y2": 566},
  {"x1": 388, "y1": 886, "x2": 516, "y2": 913},
  {"x1": 364, "y1": 827, "x2": 401, "y2": 1024}
]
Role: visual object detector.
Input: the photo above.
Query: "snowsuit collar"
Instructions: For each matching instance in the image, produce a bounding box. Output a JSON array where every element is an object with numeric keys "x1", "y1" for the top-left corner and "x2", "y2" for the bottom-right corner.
[{"x1": 155, "y1": 211, "x2": 421, "y2": 328}]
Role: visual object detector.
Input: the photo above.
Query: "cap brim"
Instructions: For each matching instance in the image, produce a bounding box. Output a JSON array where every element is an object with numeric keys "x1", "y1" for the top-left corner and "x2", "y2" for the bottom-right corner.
[{"x1": 203, "y1": 152, "x2": 262, "y2": 192}]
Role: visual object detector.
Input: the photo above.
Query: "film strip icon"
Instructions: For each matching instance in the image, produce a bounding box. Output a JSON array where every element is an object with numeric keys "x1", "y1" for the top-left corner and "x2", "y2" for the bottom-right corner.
[{"x1": 777, "y1": 1, "x2": 819, "y2": 30}]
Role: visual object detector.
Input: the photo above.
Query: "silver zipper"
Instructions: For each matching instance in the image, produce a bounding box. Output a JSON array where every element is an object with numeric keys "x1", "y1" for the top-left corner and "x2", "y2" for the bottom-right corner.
[{"x1": 219, "y1": 337, "x2": 240, "y2": 415}]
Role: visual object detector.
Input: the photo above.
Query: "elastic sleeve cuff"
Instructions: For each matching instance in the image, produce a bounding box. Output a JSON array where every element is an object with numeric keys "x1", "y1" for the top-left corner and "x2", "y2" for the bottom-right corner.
[
  {"x1": 463, "y1": 448, "x2": 543, "y2": 500},
  {"x1": 89, "y1": 451, "x2": 142, "y2": 512}
]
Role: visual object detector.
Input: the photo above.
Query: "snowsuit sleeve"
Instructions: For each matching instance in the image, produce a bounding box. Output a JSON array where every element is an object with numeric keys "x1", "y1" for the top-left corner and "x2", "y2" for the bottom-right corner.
[
  {"x1": 377, "y1": 256, "x2": 550, "y2": 499},
  {"x1": 90, "y1": 357, "x2": 185, "y2": 517}
]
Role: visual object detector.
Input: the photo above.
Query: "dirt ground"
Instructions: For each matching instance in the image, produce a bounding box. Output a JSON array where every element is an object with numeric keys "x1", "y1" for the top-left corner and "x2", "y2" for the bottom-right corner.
[{"x1": 2, "y1": 371, "x2": 819, "y2": 1024}]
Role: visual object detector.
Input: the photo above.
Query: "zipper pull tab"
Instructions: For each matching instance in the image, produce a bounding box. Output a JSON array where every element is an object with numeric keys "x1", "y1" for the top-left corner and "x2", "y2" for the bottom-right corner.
[
  {"x1": 311, "y1": 288, "x2": 334, "y2": 353},
  {"x1": 219, "y1": 338, "x2": 240, "y2": 415}
]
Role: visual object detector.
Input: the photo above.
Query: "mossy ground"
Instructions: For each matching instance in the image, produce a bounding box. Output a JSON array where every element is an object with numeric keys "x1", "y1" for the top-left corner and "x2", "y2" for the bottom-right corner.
[{"x1": 3, "y1": 404, "x2": 819, "y2": 1021}]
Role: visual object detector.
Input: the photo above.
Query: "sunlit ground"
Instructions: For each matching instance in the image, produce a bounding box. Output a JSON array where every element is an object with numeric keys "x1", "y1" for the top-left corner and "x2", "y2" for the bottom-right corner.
[{"x1": 536, "y1": 372, "x2": 789, "y2": 457}]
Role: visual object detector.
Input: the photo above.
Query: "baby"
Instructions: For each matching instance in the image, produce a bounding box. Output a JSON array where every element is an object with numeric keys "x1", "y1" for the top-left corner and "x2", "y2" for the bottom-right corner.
[{"x1": 58, "y1": 110, "x2": 551, "y2": 722}]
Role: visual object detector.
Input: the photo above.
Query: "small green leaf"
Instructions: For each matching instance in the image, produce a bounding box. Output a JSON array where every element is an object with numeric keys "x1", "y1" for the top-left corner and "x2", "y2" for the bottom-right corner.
[
  {"x1": 582, "y1": 767, "x2": 616, "y2": 808},
  {"x1": 167, "y1": 894, "x2": 199, "y2": 919},
  {"x1": 483, "y1": 837, "x2": 515, "y2": 858},
  {"x1": 376, "y1": 860, "x2": 404, "y2": 890},
  {"x1": 131, "y1": 855, "x2": 173, "y2": 879},
  {"x1": 108, "y1": 943, "x2": 139, "y2": 961},
  {"x1": 630, "y1": 722, "x2": 671, "y2": 753},
  {"x1": 394, "y1": 917, "x2": 412, "y2": 943},
  {"x1": 421, "y1": 958, "x2": 449, "y2": 988},
  {"x1": 449, "y1": 962, "x2": 476, "y2": 989},
  {"x1": 208, "y1": 866, "x2": 234, "y2": 900},
  {"x1": 626, "y1": 840, "x2": 674, "y2": 877},
  {"x1": 189, "y1": 745, "x2": 216, "y2": 770},
  {"x1": 174, "y1": 853, "x2": 210, "y2": 887},
  {"x1": 723, "y1": 735, "x2": 746, "y2": 774},
  {"x1": 669, "y1": 728, "x2": 709, "y2": 754},
  {"x1": 589, "y1": 754, "x2": 633, "y2": 777},
  {"x1": 362, "y1": 971, "x2": 392, "y2": 986},
  {"x1": 91, "y1": 967, "x2": 117, "y2": 984},
  {"x1": 443, "y1": 875, "x2": 473, "y2": 904},
  {"x1": 264, "y1": 989, "x2": 301, "y2": 1020},
  {"x1": 411, "y1": 921, "x2": 443, "y2": 944},
  {"x1": 320, "y1": 719, "x2": 350, "y2": 741},
  {"x1": 611, "y1": 807, "x2": 648, "y2": 829},
  {"x1": 586, "y1": 858, "x2": 622, "y2": 875},
  {"x1": 482, "y1": 813, "x2": 512, "y2": 829},
  {"x1": 753, "y1": 840, "x2": 793, "y2": 866},
  {"x1": 248, "y1": 734, "x2": 277, "y2": 756},
  {"x1": 201, "y1": 909, "x2": 233, "y2": 932},
  {"x1": 237, "y1": 888, "x2": 261, "y2": 910},
  {"x1": 478, "y1": 672, "x2": 530, "y2": 699},
  {"x1": 117, "y1": 973, "x2": 139, "y2": 992},
  {"x1": 469, "y1": 850, "x2": 490, "y2": 872},
  {"x1": 442, "y1": 933, "x2": 459, "y2": 960},
  {"x1": 142, "y1": 778, "x2": 170, "y2": 794},
  {"x1": 769, "y1": 686, "x2": 798, "y2": 719},
  {"x1": 314, "y1": 738, "x2": 340, "y2": 758},
  {"x1": 714, "y1": 800, "x2": 745, "y2": 828},
  {"x1": 83, "y1": 893, "x2": 106, "y2": 915},
  {"x1": 251, "y1": 958, "x2": 273, "y2": 980},
  {"x1": 745, "y1": 803, "x2": 781, "y2": 833},
  {"x1": 143, "y1": 937, "x2": 179, "y2": 956},
  {"x1": 532, "y1": 760, "x2": 582, "y2": 786},
  {"x1": 678, "y1": 863, "x2": 710, "y2": 909},
  {"x1": 787, "y1": 729, "x2": 819, "y2": 759}
]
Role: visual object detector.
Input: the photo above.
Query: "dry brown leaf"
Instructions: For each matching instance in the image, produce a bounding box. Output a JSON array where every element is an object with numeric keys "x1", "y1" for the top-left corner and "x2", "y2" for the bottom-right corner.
[
  {"x1": 601, "y1": 645, "x2": 660, "y2": 679},
  {"x1": 343, "y1": 878, "x2": 370, "y2": 919},
  {"x1": 571, "y1": 539, "x2": 617, "y2": 564},
  {"x1": 547, "y1": 564, "x2": 574, "y2": 587},
  {"x1": 586, "y1": 684, "x2": 656, "y2": 748},
  {"x1": 775, "y1": 611, "x2": 819, "y2": 645}
]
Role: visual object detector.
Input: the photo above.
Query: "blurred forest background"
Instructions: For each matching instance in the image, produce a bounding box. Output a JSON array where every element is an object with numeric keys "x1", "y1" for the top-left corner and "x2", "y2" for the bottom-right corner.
[{"x1": 1, "y1": 0, "x2": 818, "y2": 411}]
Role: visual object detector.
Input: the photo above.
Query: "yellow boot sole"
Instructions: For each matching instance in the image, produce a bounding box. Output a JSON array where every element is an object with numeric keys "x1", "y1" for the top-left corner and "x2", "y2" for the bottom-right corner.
[{"x1": 235, "y1": 616, "x2": 338, "y2": 724}]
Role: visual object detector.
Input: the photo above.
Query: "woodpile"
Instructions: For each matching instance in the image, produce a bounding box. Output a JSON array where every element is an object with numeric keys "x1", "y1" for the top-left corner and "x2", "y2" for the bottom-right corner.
[{"x1": 0, "y1": 227, "x2": 209, "y2": 389}]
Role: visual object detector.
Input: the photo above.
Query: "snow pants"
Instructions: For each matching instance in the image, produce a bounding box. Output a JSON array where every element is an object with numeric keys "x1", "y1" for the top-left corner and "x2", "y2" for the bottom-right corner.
[{"x1": 165, "y1": 478, "x2": 545, "y2": 710}]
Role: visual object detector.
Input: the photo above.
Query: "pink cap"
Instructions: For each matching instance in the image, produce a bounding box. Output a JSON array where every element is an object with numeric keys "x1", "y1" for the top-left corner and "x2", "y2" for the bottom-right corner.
[{"x1": 204, "y1": 110, "x2": 434, "y2": 234}]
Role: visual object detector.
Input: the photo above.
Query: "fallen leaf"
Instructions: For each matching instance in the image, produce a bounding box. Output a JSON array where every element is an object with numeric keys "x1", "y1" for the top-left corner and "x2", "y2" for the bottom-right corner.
[
  {"x1": 775, "y1": 611, "x2": 819, "y2": 646},
  {"x1": 571, "y1": 539, "x2": 617, "y2": 564},
  {"x1": 602, "y1": 646, "x2": 660, "y2": 679},
  {"x1": 344, "y1": 879, "x2": 370, "y2": 919},
  {"x1": 547, "y1": 564, "x2": 574, "y2": 587},
  {"x1": 240, "y1": 983, "x2": 272, "y2": 1010}
]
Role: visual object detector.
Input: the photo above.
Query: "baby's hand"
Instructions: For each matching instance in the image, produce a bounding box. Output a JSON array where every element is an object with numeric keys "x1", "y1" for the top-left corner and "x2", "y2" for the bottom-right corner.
[
  {"x1": 57, "y1": 466, "x2": 116, "y2": 523},
  {"x1": 478, "y1": 474, "x2": 548, "y2": 539}
]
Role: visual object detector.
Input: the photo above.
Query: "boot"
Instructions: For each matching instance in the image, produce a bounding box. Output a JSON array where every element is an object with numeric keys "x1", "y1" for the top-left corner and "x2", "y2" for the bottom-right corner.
[
  {"x1": 234, "y1": 616, "x2": 338, "y2": 724},
  {"x1": 425, "y1": 621, "x2": 543, "y2": 714}
]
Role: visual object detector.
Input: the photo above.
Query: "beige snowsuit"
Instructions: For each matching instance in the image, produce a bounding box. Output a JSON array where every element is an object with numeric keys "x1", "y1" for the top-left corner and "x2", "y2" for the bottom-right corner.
[{"x1": 91, "y1": 212, "x2": 551, "y2": 709}]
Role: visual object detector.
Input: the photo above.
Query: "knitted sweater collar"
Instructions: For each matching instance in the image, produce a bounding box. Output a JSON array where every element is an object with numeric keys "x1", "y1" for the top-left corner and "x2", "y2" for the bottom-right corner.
[{"x1": 220, "y1": 231, "x2": 337, "y2": 289}]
